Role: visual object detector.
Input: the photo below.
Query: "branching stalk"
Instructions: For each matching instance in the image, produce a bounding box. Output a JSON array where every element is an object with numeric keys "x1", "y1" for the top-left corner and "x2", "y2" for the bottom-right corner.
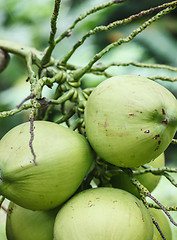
[
  {"x1": 16, "y1": 93, "x2": 35, "y2": 109},
  {"x1": 41, "y1": 0, "x2": 62, "y2": 65},
  {"x1": 55, "y1": 108, "x2": 75, "y2": 124},
  {"x1": 121, "y1": 169, "x2": 167, "y2": 238},
  {"x1": 40, "y1": 89, "x2": 75, "y2": 105},
  {"x1": 91, "y1": 61, "x2": 177, "y2": 72},
  {"x1": 133, "y1": 166, "x2": 177, "y2": 175},
  {"x1": 60, "y1": 1, "x2": 177, "y2": 65},
  {"x1": 131, "y1": 177, "x2": 177, "y2": 230},
  {"x1": 161, "y1": 172, "x2": 177, "y2": 188},
  {"x1": 151, "y1": 215, "x2": 166, "y2": 240},
  {"x1": 73, "y1": 5, "x2": 177, "y2": 79},
  {"x1": 0, "y1": 40, "x2": 42, "y2": 60},
  {"x1": 55, "y1": 0, "x2": 125, "y2": 44},
  {"x1": 148, "y1": 75, "x2": 177, "y2": 82},
  {"x1": 29, "y1": 115, "x2": 37, "y2": 166},
  {"x1": 0, "y1": 104, "x2": 32, "y2": 118},
  {"x1": 25, "y1": 52, "x2": 37, "y2": 84},
  {"x1": 148, "y1": 203, "x2": 177, "y2": 211},
  {"x1": 29, "y1": 100, "x2": 39, "y2": 166},
  {"x1": 146, "y1": 191, "x2": 177, "y2": 227}
]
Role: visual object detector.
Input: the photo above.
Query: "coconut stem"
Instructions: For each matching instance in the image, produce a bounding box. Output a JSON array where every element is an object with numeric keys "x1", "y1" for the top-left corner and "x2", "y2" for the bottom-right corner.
[
  {"x1": 151, "y1": 216, "x2": 166, "y2": 240},
  {"x1": 29, "y1": 116, "x2": 37, "y2": 166},
  {"x1": 146, "y1": 192, "x2": 177, "y2": 227}
]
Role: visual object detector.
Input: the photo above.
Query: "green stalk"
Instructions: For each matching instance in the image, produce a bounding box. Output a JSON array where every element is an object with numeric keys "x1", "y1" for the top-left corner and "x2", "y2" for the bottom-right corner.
[
  {"x1": 148, "y1": 76, "x2": 177, "y2": 82},
  {"x1": 148, "y1": 204, "x2": 177, "y2": 211},
  {"x1": 44, "y1": 89, "x2": 75, "y2": 105},
  {"x1": 0, "y1": 40, "x2": 42, "y2": 59},
  {"x1": 133, "y1": 166, "x2": 177, "y2": 175},
  {"x1": 55, "y1": 0, "x2": 125, "y2": 44},
  {"x1": 41, "y1": 0, "x2": 62, "y2": 66},
  {"x1": 59, "y1": 1, "x2": 177, "y2": 65},
  {"x1": 0, "y1": 104, "x2": 32, "y2": 119},
  {"x1": 91, "y1": 61, "x2": 177, "y2": 72},
  {"x1": 73, "y1": 5, "x2": 177, "y2": 80}
]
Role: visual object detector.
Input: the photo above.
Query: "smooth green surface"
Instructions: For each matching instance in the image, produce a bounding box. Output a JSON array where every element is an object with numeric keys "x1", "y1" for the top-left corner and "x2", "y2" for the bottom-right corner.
[
  {"x1": 0, "y1": 121, "x2": 93, "y2": 210},
  {"x1": 1, "y1": 175, "x2": 177, "y2": 239},
  {"x1": 6, "y1": 202, "x2": 58, "y2": 240},
  {"x1": 85, "y1": 75, "x2": 177, "y2": 168},
  {"x1": 54, "y1": 188, "x2": 153, "y2": 240}
]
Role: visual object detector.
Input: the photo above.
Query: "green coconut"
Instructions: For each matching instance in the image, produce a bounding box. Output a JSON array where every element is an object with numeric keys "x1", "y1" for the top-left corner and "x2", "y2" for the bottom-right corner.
[
  {"x1": 85, "y1": 75, "x2": 177, "y2": 167},
  {"x1": 54, "y1": 187, "x2": 154, "y2": 240},
  {"x1": 0, "y1": 121, "x2": 93, "y2": 210},
  {"x1": 6, "y1": 201, "x2": 58, "y2": 240}
]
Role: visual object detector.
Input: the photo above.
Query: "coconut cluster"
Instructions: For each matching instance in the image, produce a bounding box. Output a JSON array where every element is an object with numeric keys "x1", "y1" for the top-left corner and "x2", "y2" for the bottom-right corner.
[{"x1": 0, "y1": 75, "x2": 175, "y2": 239}]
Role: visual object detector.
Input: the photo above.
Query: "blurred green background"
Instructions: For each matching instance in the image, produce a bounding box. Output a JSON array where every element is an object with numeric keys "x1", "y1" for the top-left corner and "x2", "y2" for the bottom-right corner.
[{"x1": 0, "y1": 0, "x2": 177, "y2": 239}]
